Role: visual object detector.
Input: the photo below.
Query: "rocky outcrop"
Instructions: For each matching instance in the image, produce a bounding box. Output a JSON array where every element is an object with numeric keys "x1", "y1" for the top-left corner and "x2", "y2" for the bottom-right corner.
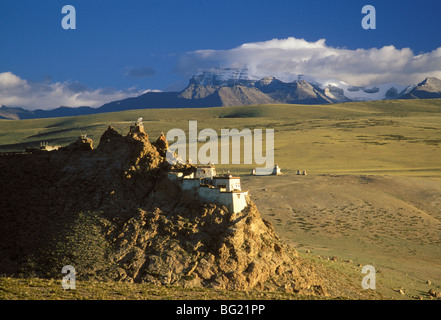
[
  {"x1": 60, "y1": 135, "x2": 94, "y2": 151},
  {"x1": 428, "y1": 289, "x2": 441, "y2": 299},
  {"x1": 0, "y1": 125, "x2": 326, "y2": 296},
  {"x1": 152, "y1": 133, "x2": 169, "y2": 158}
]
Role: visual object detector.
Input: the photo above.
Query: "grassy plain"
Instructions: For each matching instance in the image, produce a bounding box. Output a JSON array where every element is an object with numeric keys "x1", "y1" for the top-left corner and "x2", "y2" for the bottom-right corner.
[
  {"x1": 1, "y1": 99, "x2": 441, "y2": 176},
  {"x1": 1, "y1": 99, "x2": 440, "y2": 299}
]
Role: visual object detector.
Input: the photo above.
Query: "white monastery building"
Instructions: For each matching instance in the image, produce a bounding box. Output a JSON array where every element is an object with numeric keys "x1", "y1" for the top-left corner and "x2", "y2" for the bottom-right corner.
[{"x1": 168, "y1": 164, "x2": 250, "y2": 214}]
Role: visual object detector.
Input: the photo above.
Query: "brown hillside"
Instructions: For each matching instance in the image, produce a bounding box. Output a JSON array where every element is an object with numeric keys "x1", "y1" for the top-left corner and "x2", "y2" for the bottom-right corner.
[{"x1": 0, "y1": 124, "x2": 326, "y2": 296}]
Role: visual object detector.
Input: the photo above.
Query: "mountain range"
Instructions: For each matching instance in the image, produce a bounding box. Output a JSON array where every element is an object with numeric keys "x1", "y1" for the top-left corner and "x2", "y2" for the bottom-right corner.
[{"x1": 1, "y1": 68, "x2": 441, "y2": 120}]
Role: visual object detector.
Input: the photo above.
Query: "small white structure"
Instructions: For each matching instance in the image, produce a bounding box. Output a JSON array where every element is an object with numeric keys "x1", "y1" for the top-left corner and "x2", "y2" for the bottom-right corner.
[
  {"x1": 212, "y1": 175, "x2": 241, "y2": 192},
  {"x1": 171, "y1": 165, "x2": 249, "y2": 214},
  {"x1": 195, "y1": 164, "x2": 216, "y2": 179},
  {"x1": 198, "y1": 185, "x2": 249, "y2": 214},
  {"x1": 272, "y1": 164, "x2": 281, "y2": 175},
  {"x1": 252, "y1": 164, "x2": 282, "y2": 176}
]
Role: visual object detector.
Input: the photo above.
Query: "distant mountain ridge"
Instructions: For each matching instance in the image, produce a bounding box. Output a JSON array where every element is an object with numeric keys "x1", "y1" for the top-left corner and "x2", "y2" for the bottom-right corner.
[
  {"x1": 0, "y1": 105, "x2": 96, "y2": 120},
  {"x1": 399, "y1": 77, "x2": 441, "y2": 99},
  {"x1": 2, "y1": 70, "x2": 441, "y2": 120}
]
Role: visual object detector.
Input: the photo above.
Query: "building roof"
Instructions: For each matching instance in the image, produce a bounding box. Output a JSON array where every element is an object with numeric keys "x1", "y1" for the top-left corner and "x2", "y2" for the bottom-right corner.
[{"x1": 212, "y1": 175, "x2": 240, "y2": 179}]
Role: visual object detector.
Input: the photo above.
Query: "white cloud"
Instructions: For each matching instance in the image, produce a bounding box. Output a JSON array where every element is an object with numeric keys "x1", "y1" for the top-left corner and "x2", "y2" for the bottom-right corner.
[
  {"x1": 0, "y1": 72, "x2": 155, "y2": 110},
  {"x1": 175, "y1": 37, "x2": 441, "y2": 86},
  {"x1": 0, "y1": 72, "x2": 29, "y2": 89}
]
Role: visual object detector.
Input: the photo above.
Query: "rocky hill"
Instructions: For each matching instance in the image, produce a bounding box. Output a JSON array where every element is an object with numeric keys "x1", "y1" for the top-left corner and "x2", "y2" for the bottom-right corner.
[{"x1": 0, "y1": 124, "x2": 326, "y2": 295}]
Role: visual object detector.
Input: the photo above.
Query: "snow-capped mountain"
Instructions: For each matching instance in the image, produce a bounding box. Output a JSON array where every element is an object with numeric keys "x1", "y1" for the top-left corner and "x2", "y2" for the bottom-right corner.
[
  {"x1": 190, "y1": 67, "x2": 410, "y2": 103},
  {"x1": 190, "y1": 66, "x2": 260, "y2": 86},
  {"x1": 2, "y1": 68, "x2": 441, "y2": 120},
  {"x1": 399, "y1": 77, "x2": 441, "y2": 99},
  {"x1": 312, "y1": 78, "x2": 409, "y2": 102}
]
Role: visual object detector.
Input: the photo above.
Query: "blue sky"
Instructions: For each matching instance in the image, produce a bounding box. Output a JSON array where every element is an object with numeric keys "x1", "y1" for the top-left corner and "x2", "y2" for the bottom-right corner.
[{"x1": 1, "y1": 0, "x2": 440, "y2": 109}]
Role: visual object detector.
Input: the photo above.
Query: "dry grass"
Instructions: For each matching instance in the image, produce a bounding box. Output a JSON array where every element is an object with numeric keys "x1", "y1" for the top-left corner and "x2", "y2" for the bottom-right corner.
[
  {"x1": 242, "y1": 174, "x2": 441, "y2": 300},
  {"x1": 0, "y1": 277, "x2": 327, "y2": 300}
]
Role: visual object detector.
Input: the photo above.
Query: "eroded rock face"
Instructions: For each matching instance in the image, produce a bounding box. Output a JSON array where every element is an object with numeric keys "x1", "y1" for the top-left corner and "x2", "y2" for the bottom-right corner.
[
  {"x1": 152, "y1": 133, "x2": 169, "y2": 158},
  {"x1": 60, "y1": 136, "x2": 94, "y2": 152},
  {"x1": 0, "y1": 125, "x2": 326, "y2": 296}
]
